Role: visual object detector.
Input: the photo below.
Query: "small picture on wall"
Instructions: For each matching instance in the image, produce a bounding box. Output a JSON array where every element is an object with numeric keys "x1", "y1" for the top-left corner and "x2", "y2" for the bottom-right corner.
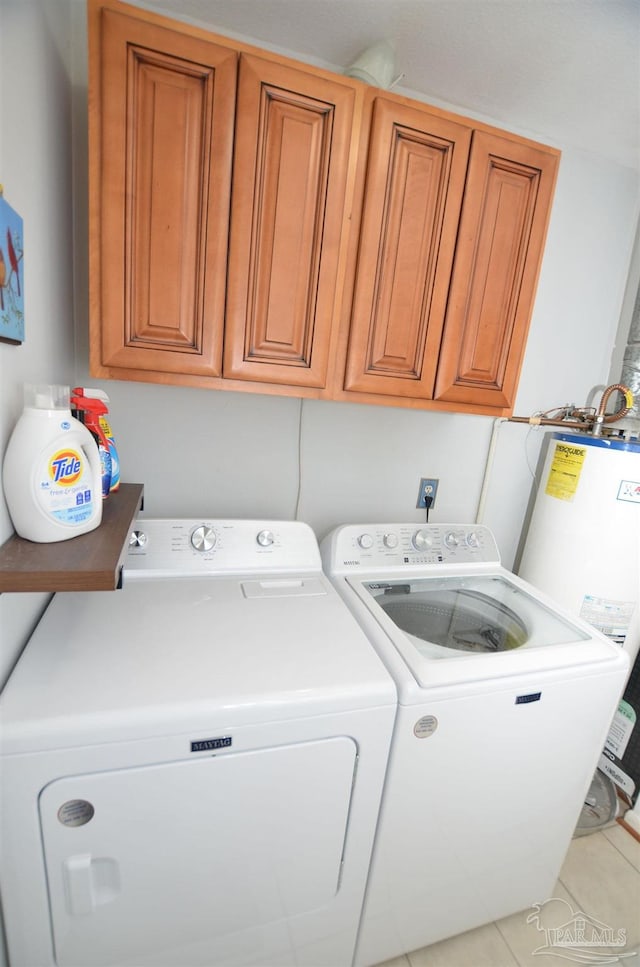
[{"x1": 0, "y1": 192, "x2": 24, "y2": 345}]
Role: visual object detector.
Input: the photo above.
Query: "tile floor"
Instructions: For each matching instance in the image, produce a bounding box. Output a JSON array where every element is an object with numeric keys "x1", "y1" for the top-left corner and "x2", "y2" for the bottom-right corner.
[{"x1": 375, "y1": 823, "x2": 640, "y2": 967}]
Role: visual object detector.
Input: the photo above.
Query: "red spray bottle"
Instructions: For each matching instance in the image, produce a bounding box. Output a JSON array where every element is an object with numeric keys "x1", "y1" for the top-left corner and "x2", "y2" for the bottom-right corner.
[{"x1": 71, "y1": 394, "x2": 112, "y2": 499}]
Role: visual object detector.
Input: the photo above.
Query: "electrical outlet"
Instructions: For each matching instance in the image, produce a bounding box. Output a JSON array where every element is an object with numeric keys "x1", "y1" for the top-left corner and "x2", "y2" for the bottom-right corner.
[{"x1": 416, "y1": 477, "x2": 439, "y2": 509}]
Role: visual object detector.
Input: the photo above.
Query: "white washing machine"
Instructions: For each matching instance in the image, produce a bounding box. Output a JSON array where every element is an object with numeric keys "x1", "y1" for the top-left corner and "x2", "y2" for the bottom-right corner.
[
  {"x1": 321, "y1": 523, "x2": 629, "y2": 967},
  {"x1": 0, "y1": 519, "x2": 396, "y2": 967}
]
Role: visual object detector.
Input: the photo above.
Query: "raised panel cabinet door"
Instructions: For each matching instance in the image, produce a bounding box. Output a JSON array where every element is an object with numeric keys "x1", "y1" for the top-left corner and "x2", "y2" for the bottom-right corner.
[
  {"x1": 224, "y1": 54, "x2": 358, "y2": 388},
  {"x1": 434, "y1": 130, "x2": 560, "y2": 409},
  {"x1": 343, "y1": 96, "x2": 472, "y2": 398},
  {"x1": 90, "y1": 2, "x2": 237, "y2": 378}
]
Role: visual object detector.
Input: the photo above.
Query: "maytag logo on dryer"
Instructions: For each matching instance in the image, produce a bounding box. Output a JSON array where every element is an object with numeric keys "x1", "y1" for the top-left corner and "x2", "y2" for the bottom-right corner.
[
  {"x1": 190, "y1": 736, "x2": 232, "y2": 753},
  {"x1": 342, "y1": 559, "x2": 361, "y2": 566}
]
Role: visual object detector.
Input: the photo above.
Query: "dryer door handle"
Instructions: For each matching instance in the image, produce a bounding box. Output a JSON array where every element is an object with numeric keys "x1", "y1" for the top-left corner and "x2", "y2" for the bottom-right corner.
[{"x1": 64, "y1": 854, "x2": 121, "y2": 916}]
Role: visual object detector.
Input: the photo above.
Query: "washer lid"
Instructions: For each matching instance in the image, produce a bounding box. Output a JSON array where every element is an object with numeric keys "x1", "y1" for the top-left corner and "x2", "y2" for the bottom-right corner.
[
  {"x1": 348, "y1": 571, "x2": 624, "y2": 687},
  {"x1": 373, "y1": 580, "x2": 530, "y2": 655},
  {"x1": 0, "y1": 573, "x2": 395, "y2": 754}
]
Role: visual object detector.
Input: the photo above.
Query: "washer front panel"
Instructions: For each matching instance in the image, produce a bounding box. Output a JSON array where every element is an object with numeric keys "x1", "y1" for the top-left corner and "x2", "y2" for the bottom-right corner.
[{"x1": 324, "y1": 523, "x2": 501, "y2": 571}]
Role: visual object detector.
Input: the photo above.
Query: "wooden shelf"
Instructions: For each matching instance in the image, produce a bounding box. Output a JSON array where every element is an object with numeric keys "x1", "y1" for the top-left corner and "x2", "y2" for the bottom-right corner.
[{"x1": 0, "y1": 483, "x2": 144, "y2": 592}]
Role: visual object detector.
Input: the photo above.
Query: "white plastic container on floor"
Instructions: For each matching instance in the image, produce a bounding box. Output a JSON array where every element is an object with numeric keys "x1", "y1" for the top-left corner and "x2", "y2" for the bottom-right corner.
[{"x1": 3, "y1": 384, "x2": 102, "y2": 543}]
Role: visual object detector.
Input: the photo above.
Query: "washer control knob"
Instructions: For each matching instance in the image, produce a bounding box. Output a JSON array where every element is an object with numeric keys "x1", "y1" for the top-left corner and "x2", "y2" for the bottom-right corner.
[
  {"x1": 257, "y1": 529, "x2": 274, "y2": 547},
  {"x1": 191, "y1": 525, "x2": 216, "y2": 552},
  {"x1": 129, "y1": 530, "x2": 148, "y2": 548},
  {"x1": 444, "y1": 531, "x2": 459, "y2": 548},
  {"x1": 412, "y1": 529, "x2": 432, "y2": 551},
  {"x1": 466, "y1": 531, "x2": 480, "y2": 548},
  {"x1": 358, "y1": 533, "x2": 374, "y2": 550},
  {"x1": 383, "y1": 533, "x2": 399, "y2": 549}
]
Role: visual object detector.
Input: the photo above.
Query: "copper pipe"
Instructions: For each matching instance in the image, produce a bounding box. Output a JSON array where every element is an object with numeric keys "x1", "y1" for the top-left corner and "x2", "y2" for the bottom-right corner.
[
  {"x1": 507, "y1": 416, "x2": 591, "y2": 428},
  {"x1": 596, "y1": 383, "x2": 633, "y2": 424},
  {"x1": 508, "y1": 384, "x2": 633, "y2": 433}
]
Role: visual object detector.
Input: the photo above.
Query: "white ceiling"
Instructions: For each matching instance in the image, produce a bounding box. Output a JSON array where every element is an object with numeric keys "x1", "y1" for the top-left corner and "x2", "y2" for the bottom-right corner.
[{"x1": 145, "y1": 0, "x2": 639, "y2": 171}]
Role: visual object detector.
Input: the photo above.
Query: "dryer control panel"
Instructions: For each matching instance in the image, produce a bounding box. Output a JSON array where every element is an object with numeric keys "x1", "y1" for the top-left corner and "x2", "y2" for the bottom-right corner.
[
  {"x1": 124, "y1": 518, "x2": 322, "y2": 579},
  {"x1": 322, "y1": 523, "x2": 501, "y2": 572}
]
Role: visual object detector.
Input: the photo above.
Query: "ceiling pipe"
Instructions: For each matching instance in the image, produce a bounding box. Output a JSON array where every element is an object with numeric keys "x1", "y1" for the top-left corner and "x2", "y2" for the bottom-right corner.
[{"x1": 344, "y1": 41, "x2": 399, "y2": 89}]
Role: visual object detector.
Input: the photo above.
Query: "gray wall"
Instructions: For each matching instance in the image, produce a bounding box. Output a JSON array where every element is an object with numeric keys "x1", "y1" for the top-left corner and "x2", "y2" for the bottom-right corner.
[
  {"x1": 0, "y1": 0, "x2": 76, "y2": 689},
  {"x1": 0, "y1": 3, "x2": 638, "y2": 962},
  {"x1": 2, "y1": 0, "x2": 640, "y2": 678}
]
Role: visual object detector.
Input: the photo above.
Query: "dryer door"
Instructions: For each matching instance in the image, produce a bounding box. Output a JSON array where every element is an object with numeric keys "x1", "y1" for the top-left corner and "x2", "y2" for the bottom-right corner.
[{"x1": 39, "y1": 737, "x2": 357, "y2": 967}]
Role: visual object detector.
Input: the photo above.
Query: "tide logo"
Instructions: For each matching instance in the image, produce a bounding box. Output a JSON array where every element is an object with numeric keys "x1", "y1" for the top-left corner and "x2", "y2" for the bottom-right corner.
[{"x1": 49, "y1": 449, "x2": 84, "y2": 486}]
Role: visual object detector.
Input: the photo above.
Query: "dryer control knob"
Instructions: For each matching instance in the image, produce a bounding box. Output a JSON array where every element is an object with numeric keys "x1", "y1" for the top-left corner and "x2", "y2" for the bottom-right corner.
[
  {"x1": 191, "y1": 525, "x2": 216, "y2": 552},
  {"x1": 444, "y1": 531, "x2": 459, "y2": 548},
  {"x1": 412, "y1": 529, "x2": 432, "y2": 551},
  {"x1": 129, "y1": 530, "x2": 148, "y2": 548},
  {"x1": 257, "y1": 529, "x2": 274, "y2": 547},
  {"x1": 383, "y1": 533, "x2": 399, "y2": 549},
  {"x1": 358, "y1": 533, "x2": 374, "y2": 550},
  {"x1": 466, "y1": 531, "x2": 480, "y2": 548}
]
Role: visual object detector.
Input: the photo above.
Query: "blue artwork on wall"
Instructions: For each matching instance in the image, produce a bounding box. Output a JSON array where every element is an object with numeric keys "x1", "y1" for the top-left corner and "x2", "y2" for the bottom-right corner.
[{"x1": 0, "y1": 192, "x2": 24, "y2": 345}]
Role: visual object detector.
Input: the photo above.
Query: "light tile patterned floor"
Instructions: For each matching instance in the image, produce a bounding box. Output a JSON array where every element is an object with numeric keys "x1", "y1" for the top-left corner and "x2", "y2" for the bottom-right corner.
[{"x1": 374, "y1": 824, "x2": 640, "y2": 967}]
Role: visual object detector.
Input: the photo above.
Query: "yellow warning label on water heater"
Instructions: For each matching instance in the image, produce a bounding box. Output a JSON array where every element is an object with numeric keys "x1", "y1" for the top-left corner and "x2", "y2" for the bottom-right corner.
[{"x1": 545, "y1": 442, "x2": 587, "y2": 501}]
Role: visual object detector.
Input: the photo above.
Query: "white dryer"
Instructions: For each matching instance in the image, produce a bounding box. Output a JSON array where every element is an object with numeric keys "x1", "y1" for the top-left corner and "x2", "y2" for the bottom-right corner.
[
  {"x1": 321, "y1": 523, "x2": 629, "y2": 967},
  {"x1": 0, "y1": 519, "x2": 396, "y2": 967}
]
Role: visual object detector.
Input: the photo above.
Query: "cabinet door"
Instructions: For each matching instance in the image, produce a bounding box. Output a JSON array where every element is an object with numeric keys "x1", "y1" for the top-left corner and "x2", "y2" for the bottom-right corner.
[
  {"x1": 434, "y1": 130, "x2": 559, "y2": 408},
  {"x1": 90, "y1": 4, "x2": 237, "y2": 379},
  {"x1": 224, "y1": 54, "x2": 358, "y2": 388},
  {"x1": 343, "y1": 96, "x2": 471, "y2": 398}
]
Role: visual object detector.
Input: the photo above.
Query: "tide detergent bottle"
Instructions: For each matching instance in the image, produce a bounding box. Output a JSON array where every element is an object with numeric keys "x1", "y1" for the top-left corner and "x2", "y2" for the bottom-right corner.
[
  {"x1": 72, "y1": 387, "x2": 120, "y2": 492},
  {"x1": 2, "y1": 384, "x2": 102, "y2": 542}
]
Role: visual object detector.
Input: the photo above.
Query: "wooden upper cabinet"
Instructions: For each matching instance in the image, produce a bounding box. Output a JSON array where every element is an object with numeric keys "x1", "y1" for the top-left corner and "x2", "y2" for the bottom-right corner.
[
  {"x1": 340, "y1": 99, "x2": 559, "y2": 414},
  {"x1": 223, "y1": 55, "x2": 358, "y2": 388},
  {"x1": 434, "y1": 131, "x2": 559, "y2": 408},
  {"x1": 89, "y1": 1, "x2": 237, "y2": 380},
  {"x1": 343, "y1": 95, "x2": 472, "y2": 398},
  {"x1": 88, "y1": 0, "x2": 559, "y2": 412}
]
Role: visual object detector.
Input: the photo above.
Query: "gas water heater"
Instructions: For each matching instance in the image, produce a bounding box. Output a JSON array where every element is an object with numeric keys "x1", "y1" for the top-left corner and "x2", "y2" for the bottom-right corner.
[
  {"x1": 519, "y1": 430, "x2": 640, "y2": 659},
  {"x1": 518, "y1": 427, "x2": 640, "y2": 805}
]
